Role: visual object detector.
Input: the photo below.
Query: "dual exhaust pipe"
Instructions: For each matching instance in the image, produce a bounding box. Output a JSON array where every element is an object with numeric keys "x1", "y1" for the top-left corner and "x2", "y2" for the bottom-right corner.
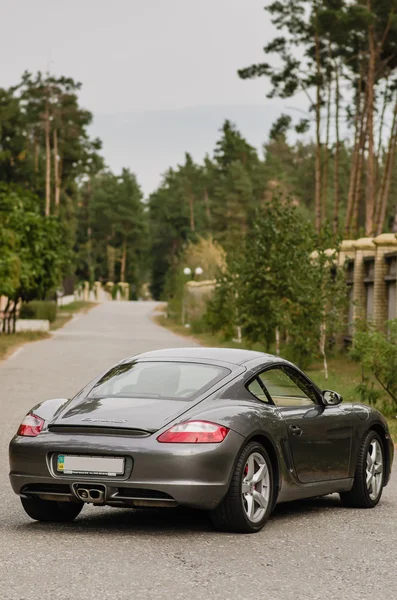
[{"x1": 74, "y1": 484, "x2": 106, "y2": 504}]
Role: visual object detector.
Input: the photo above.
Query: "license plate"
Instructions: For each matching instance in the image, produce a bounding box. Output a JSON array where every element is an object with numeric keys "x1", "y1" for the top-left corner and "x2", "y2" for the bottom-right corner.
[{"x1": 57, "y1": 454, "x2": 125, "y2": 476}]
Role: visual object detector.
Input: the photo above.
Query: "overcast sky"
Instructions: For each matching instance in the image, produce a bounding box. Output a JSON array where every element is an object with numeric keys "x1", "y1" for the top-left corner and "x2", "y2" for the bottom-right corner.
[
  {"x1": 2, "y1": 1, "x2": 308, "y2": 193},
  {"x1": 2, "y1": 0, "x2": 276, "y2": 112}
]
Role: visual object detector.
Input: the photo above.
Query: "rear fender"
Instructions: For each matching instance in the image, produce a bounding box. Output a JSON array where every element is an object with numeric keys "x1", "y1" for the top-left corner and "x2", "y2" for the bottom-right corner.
[
  {"x1": 185, "y1": 400, "x2": 287, "y2": 499},
  {"x1": 27, "y1": 398, "x2": 70, "y2": 427}
]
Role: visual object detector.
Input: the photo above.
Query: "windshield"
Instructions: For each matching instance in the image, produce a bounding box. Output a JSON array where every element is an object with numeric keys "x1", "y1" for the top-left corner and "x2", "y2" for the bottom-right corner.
[{"x1": 89, "y1": 361, "x2": 230, "y2": 400}]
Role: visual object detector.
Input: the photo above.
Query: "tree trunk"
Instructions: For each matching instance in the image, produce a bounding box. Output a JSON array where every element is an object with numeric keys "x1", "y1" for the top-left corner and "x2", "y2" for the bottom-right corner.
[
  {"x1": 392, "y1": 202, "x2": 397, "y2": 233},
  {"x1": 44, "y1": 99, "x2": 51, "y2": 217},
  {"x1": 333, "y1": 62, "x2": 340, "y2": 236},
  {"x1": 314, "y1": 7, "x2": 322, "y2": 233},
  {"x1": 120, "y1": 239, "x2": 127, "y2": 283},
  {"x1": 234, "y1": 289, "x2": 242, "y2": 343},
  {"x1": 322, "y1": 66, "x2": 332, "y2": 224},
  {"x1": 365, "y1": 10, "x2": 376, "y2": 236},
  {"x1": 2, "y1": 298, "x2": 10, "y2": 334},
  {"x1": 351, "y1": 145, "x2": 365, "y2": 236},
  {"x1": 345, "y1": 67, "x2": 364, "y2": 236},
  {"x1": 373, "y1": 83, "x2": 390, "y2": 229},
  {"x1": 320, "y1": 320, "x2": 328, "y2": 380},
  {"x1": 379, "y1": 130, "x2": 397, "y2": 233},
  {"x1": 4, "y1": 299, "x2": 16, "y2": 335},
  {"x1": 11, "y1": 300, "x2": 18, "y2": 334},
  {"x1": 322, "y1": 40, "x2": 334, "y2": 225},
  {"x1": 53, "y1": 129, "x2": 61, "y2": 211},
  {"x1": 375, "y1": 78, "x2": 388, "y2": 169},
  {"x1": 377, "y1": 98, "x2": 397, "y2": 234},
  {"x1": 351, "y1": 94, "x2": 369, "y2": 235}
]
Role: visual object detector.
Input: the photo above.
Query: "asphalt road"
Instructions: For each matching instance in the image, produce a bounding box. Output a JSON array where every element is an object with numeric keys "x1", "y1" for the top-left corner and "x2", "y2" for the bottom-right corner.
[{"x1": 0, "y1": 302, "x2": 396, "y2": 600}]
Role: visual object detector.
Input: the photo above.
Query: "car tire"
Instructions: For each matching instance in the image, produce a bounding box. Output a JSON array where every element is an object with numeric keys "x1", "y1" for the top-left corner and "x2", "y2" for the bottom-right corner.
[
  {"x1": 21, "y1": 497, "x2": 84, "y2": 522},
  {"x1": 210, "y1": 441, "x2": 274, "y2": 533},
  {"x1": 340, "y1": 430, "x2": 385, "y2": 509}
]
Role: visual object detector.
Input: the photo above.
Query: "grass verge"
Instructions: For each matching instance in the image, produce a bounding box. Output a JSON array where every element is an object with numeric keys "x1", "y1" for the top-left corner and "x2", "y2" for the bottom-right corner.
[
  {"x1": 0, "y1": 331, "x2": 50, "y2": 361},
  {"x1": 154, "y1": 313, "x2": 397, "y2": 442}
]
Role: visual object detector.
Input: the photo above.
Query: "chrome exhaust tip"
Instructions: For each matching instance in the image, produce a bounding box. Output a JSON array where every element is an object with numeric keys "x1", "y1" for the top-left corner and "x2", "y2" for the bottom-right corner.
[
  {"x1": 75, "y1": 488, "x2": 90, "y2": 501},
  {"x1": 73, "y1": 484, "x2": 106, "y2": 504},
  {"x1": 88, "y1": 489, "x2": 104, "y2": 502}
]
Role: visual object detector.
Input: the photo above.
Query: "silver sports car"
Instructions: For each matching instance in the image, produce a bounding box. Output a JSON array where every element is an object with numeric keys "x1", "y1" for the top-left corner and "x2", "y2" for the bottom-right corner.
[{"x1": 9, "y1": 348, "x2": 394, "y2": 533}]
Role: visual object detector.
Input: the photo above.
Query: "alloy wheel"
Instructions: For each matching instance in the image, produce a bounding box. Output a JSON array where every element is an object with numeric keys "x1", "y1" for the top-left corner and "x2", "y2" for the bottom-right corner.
[
  {"x1": 366, "y1": 439, "x2": 383, "y2": 501},
  {"x1": 241, "y1": 452, "x2": 270, "y2": 523}
]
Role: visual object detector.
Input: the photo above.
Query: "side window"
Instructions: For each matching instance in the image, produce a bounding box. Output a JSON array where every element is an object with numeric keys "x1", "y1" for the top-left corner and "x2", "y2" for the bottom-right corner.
[
  {"x1": 258, "y1": 367, "x2": 317, "y2": 407},
  {"x1": 247, "y1": 378, "x2": 270, "y2": 403}
]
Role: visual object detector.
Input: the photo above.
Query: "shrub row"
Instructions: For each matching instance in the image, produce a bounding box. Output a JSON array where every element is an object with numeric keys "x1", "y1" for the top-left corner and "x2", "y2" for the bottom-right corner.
[{"x1": 19, "y1": 301, "x2": 57, "y2": 323}]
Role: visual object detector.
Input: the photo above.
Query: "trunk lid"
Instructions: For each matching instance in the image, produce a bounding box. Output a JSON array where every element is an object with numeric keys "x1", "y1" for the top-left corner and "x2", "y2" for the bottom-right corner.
[{"x1": 50, "y1": 395, "x2": 197, "y2": 433}]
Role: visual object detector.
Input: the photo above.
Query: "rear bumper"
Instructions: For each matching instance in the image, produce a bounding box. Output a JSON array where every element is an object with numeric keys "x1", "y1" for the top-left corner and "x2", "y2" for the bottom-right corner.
[{"x1": 9, "y1": 429, "x2": 244, "y2": 510}]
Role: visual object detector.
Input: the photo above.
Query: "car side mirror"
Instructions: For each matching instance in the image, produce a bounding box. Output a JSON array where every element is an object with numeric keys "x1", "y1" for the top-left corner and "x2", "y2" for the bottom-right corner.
[{"x1": 322, "y1": 390, "x2": 343, "y2": 406}]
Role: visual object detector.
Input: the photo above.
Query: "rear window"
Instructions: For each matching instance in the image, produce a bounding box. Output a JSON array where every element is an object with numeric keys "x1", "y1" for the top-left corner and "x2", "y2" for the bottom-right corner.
[{"x1": 89, "y1": 361, "x2": 230, "y2": 400}]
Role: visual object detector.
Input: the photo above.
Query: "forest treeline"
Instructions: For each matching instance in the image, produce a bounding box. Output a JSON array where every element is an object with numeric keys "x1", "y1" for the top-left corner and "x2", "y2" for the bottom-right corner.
[
  {"x1": 150, "y1": 0, "x2": 397, "y2": 297},
  {"x1": 2, "y1": 0, "x2": 397, "y2": 305},
  {"x1": 0, "y1": 71, "x2": 146, "y2": 310}
]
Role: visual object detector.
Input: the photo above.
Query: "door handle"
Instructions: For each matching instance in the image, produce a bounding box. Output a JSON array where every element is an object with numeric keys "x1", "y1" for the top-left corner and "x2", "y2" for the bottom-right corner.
[{"x1": 289, "y1": 425, "x2": 303, "y2": 436}]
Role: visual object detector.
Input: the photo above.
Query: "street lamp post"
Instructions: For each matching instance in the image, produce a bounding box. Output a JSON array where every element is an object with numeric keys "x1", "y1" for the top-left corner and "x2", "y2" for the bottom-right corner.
[{"x1": 181, "y1": 266, "x2": 203, "y2": 327}]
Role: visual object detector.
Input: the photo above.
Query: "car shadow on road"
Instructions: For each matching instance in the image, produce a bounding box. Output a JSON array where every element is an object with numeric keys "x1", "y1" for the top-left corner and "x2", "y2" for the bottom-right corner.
[
  {"x1": 273, "y1": 493, "x2": 342, "y2": 520},
  {"x1": 15, "y1": 494, "x2": 344, "y2": 536}
]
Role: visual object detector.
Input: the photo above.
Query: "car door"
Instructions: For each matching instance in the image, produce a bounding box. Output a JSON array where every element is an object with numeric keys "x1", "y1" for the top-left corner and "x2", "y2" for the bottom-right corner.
[{"x1": 256, "y1": 366, "x2": 352, "y2": 484}]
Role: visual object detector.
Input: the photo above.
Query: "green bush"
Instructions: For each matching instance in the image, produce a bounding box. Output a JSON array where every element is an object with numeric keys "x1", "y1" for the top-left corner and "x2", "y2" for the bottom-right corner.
[
  {"x1": 190, "y1": 317, "x2": 208, "y2": 334},
  {"x1": 204, "y1": 270, "x2": 238, "y2": 340},
  {"x1": 20, "y1": 300, "x2": 57, "y2": 323},
  {"x1": 111, "y1": 284, "x2": 120, "y2": 300},
  {"x1": 350, "y1": 319, "x2": 397, "y2": 411},
  {"x1": 163, "y1": 267, "x2": 185, "y2": 321}
]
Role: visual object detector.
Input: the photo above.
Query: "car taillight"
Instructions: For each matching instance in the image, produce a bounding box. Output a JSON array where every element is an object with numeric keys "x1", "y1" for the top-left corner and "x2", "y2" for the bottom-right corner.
[
  {"x1": 17, "y1": 414, "x2": 45, "y2": 437},
  {"x1": 157, "y1": 420, "x2": 229, "y2": 443}
]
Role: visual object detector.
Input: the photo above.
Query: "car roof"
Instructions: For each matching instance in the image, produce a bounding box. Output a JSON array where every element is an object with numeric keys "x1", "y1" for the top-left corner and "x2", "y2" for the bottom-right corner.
[{"x1": 129, "y1": 347, "x2": 280, "y2": 366}]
